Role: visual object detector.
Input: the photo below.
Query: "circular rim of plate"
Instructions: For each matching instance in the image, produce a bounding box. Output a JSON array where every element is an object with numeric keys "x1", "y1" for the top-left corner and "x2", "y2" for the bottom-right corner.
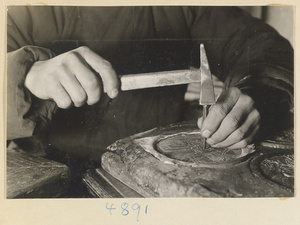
[
  {"x1": 249, "y1": 150, "x2": 294, "y2": 190},
  {"x1": 153, "y1": 132, "x2": 256, "y2": 168}
]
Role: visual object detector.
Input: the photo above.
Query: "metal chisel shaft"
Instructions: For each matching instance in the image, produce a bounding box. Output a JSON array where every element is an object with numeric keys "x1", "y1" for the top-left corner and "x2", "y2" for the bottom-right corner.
[{"x1": 202, "y1": 105, "x2": 208, "y2": 149}]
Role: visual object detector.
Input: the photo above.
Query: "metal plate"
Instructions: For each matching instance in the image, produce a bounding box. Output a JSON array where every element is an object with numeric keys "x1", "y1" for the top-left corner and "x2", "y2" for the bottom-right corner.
[
  {"x1": 156, "y1": 133, "x2": 254, "y2": 165},
  {"x1": 259, "y1": 129, "x2": 294, "y2": 149},
  {"x1": 250, "y1": 150, "x2": 294, "y2": 190},
  {"x1": 135, "y1": 131, "x2": 255, "y2": 168}
]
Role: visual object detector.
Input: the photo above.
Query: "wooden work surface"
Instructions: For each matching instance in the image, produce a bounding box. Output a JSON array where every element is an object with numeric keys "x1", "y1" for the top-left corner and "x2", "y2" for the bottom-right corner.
[
  {"x1": 7, "y1": 148, "x2": 71, "y2": 198},
  {"x1": 97, "y1": 122, "x2": 294, "y2": 198}
]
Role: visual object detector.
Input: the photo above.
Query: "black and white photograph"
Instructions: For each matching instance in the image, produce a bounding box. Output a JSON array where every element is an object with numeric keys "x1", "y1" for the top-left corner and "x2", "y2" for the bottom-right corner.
[{"x1": 6, "y1": 4, "x2": 294, "y2": 200}]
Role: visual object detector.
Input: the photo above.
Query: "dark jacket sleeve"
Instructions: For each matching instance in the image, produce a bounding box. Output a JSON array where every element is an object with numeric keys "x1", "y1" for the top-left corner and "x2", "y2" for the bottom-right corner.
[
  {"x1": 185, "y1": 6, "x2": 294, "y2": 131},
  {"x1": 7, "y1": 46, "x2": 57, "y2": 140},
  {"x1": 7, "y1": 7, "x2": 59, "y2": 140}
]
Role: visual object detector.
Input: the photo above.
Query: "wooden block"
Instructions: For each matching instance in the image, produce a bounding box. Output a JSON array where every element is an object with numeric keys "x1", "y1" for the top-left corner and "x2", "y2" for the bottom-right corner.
[
  {"x1": 82, "y1": 168, "x2": 142, "y2": 198},
  {"x1": 101, "y1": 122, "x2": 294, "y2": 197},
  {"x1": 82, "y1": 170, "x2": 123, "y2": 198},
  {"x1": 7, "y1": 148, "x2": 71, "y2": 198}
]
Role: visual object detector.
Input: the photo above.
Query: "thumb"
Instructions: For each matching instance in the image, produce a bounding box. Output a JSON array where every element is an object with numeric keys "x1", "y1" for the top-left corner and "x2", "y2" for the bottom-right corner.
[{"x1": 197, "y1": 116, "x2": 203, "y2": 129}]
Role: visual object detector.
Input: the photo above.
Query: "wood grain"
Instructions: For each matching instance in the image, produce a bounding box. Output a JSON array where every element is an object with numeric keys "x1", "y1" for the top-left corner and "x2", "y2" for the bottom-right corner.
[{"x1": 7, "y1": 148, "x2": 71, "y2": 198}]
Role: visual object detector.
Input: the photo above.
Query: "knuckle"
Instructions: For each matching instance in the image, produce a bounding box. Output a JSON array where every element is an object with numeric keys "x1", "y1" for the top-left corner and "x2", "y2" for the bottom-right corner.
[
  {"x1": 48, "y1": 82, "x2": 62, "y2": 95},
  {"x1": 45, "y1": 75, "x2": 56, "y2": 85},
  {"x1": 211, "y1": 104, "x2": 228, "y2": 117},
  {"x1": 64, "y1": 51, "x2": 80, "y2": 64},
  {"x1": 73, "y1": 92, "x2": 87, "y2": 106},
  {"x1": 245, "y1": 96, "x2": 255, "y2": 106},
  {"x1": 211, "y1": 134, "x2": 222, "y2": 143},
  {"x1": 235, "y1": 128, "x2": 246, "y2": 140},
  {"x1": 87, "y1": 87, "x2": 101, "y2": 105},
  {"x1": 57, "y1": 97, "x2": 72, "y2": 109},
  {"x1": 226, "y1": 115, "x2": 240, "y2": 129},
  {"x1": 85, "y1": 77, "x2": 99, "y2": 91},
  {"x1": 56, "y1": 66, "x2": 70, "y2": 80},
  {"x1": 76, "y1": 46, "x2": 91, "y2": 57},
  {"x1": 60, "y1": 61, "x2": 70, "y2": 72},
  {"x1": 87, "y1": 94, "x2": 100, "y2": 105},
  {"x1": 101, "y1": 59, "x2": 113, "y2": 69},
  {"x1": 250, "y1": 109, "x2": 261, "y2": 126},
  {"x1": 240, "y1": 140, "x2": 249, "y2": 148},
  {"x1": 230, "y1": 87, "x2": 241, "y2": 95},
  {"x1": 77, "y1": 46, "x2": 90, "y2": 52},
  {"x1": 74, "y1": 101, "x2": 85, "y2": 107},
  {"x1": 77, "y1": 91, "x2": 87, "y2": 102}
]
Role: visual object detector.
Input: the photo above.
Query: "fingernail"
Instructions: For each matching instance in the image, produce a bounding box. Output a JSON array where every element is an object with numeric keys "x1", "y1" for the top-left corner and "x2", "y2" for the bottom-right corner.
[
  {"x1": 110, "y1": 89, "x2": 118, "y2": 98},
  {"x1": 201, "y1": 130, "x2": 211, "y2": 138},
  {"x1": 206, "y1": 138, "x2": 215, "y2": 145}
]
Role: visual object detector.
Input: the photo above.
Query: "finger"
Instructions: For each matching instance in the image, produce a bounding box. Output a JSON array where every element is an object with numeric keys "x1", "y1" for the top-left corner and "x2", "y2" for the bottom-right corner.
[
  {"x1": 68, "y1": 52, "x2": 101, "y2": 105},
  {"x1": 76, "y1": 46, "x2": 119, "y2": 99},
  {"x1": 200, "y1": 87, "x2": 241, "y2": 138},
  {"x1": 49, "y1": 82, "x2": 72, "y2": 109},
  {"x1": 210, "y1": 109, "x2": 260, "y2": 148},
  {"x1": 187, "y1": 83, "x2": 201, "y2": 93},
  {"x1": 59, "y1": 66, "x2": 87, "y2": 107},
  {"x1": 206, "y1": 94, "x2": 255, "y2": 145},
  {"x1": 227, "y1": 124, "x2": 260, "y2": 149},
  {"x1": 185, "y1": 92, "x2": 200, "y2": 101},
  {"x1": 197, "y1": 117, "x2": 203, "y2": 129}
]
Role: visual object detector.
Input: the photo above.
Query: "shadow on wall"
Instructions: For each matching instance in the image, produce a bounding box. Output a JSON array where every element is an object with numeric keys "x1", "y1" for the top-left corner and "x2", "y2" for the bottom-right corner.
[{"x1": 241, "y1": 6, "x2": 293, "y2": 46}]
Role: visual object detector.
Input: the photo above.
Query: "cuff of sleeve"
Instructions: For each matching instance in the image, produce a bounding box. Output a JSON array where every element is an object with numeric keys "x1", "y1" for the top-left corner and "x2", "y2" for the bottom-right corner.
[
  {"x1": 224, "y1": 64, "x2": 294, "y2": 112},
  {"x1": 7, "y1": 46, "x2": 57, "y2": 140},
  {"x1": 224, "y1": 64, "x2": 294, "y2": 134}
]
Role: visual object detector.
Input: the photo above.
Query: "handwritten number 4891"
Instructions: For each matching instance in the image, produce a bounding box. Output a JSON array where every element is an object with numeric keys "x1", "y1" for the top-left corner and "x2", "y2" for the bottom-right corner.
[{"x1": 106, "y1": 203, "x2": 148, "y2": 222}]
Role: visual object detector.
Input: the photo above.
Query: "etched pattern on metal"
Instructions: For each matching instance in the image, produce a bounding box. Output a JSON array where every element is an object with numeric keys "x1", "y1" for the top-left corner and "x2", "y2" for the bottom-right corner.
[
  {"x1": 156, "y1": 133, "x2": 254, "y2": 165},
  {"x1": 260, "y1": 154, "x2": 294, "y2": 188}
]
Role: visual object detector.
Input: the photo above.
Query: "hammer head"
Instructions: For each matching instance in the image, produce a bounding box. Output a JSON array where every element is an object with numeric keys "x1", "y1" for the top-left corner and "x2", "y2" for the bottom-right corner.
[{"x1": 199, "y1": 44, "x2": 215, "y2": 106}]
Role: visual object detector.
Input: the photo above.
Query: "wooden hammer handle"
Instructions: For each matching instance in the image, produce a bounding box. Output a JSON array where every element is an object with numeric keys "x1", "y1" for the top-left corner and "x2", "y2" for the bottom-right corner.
[{"x1": 119, "y1": 69, "x2": 201, "y2": 91}]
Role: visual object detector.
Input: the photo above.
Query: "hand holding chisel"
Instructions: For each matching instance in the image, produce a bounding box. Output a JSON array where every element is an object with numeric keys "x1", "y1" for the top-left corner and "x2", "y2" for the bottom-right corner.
[{"x1": 119, "y1": 43, "x2": 216, "y2": 149}]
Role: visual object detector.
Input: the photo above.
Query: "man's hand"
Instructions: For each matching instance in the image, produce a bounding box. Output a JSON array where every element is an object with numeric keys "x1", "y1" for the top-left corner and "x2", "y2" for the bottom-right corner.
[
  {"x1": 25, "y1": 46, "x2": 119, "y2": 108},
  {"x1": 197, "y1": 87, "x2": 260, "y2": 149}
]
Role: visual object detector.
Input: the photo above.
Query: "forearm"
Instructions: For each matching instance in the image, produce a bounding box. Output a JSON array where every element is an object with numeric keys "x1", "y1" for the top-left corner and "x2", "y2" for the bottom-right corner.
[
  {"x1": 7, "y1": 46, "x2": 57, "y2": 140},
  {"x1": 237, "y1": 82, "x2": 293, "y2": 136}
]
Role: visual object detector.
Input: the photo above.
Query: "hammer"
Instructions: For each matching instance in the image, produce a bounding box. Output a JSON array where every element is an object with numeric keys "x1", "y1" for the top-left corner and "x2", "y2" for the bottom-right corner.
[{"x1": 117, "y1": 44, "x2": 215, "y2": 148}]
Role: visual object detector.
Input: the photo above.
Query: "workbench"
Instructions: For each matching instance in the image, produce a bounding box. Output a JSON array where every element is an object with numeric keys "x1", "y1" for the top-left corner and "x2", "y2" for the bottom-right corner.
[
  {"x1": 6, "y1": 122, "x2": 294, "y2": 198},
  {"x1": 83, "y1": 121, "x2": 294, "y2": 198}
]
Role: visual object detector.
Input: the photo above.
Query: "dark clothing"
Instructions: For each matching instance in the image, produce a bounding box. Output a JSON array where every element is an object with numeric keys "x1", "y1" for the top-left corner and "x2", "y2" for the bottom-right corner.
[{"x1": 7, "y1": 6, "x2": 294, "y2": 160}]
